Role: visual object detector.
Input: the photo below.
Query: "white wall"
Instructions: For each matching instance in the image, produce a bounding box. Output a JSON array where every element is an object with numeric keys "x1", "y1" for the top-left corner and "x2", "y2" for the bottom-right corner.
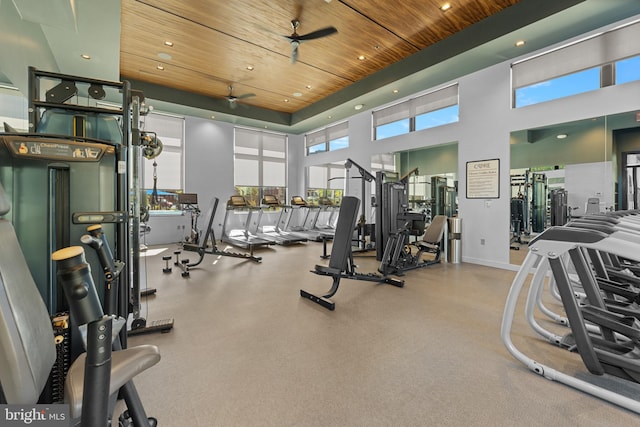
[
  {"x1": 295, "y1": 16, "x2": 640, "y2": 270},
  {"x1": 140, "y1": 15, "x2": 640, "y2": 267}
]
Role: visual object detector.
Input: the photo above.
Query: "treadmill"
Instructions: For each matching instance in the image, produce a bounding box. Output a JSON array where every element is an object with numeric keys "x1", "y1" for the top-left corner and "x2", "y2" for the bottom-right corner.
[
  {"x1": 221, "y1": 195, "x2": 275, "y2": 250},
  {"x1": 252, "y1": 195, "x2": 307, "y2": 245},
  {"x1": 283, "y1": 196, "x2": 332, "y2": 242}
]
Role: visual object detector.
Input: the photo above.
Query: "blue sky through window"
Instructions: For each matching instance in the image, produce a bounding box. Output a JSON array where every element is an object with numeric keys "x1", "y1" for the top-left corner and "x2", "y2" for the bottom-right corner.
[
  {"x1": 415, "y1": 105, "x2": 459, "y2": 131},
  {"x1": 515, "y1": 67, "x2": 600, "y2": 108},
  {"x1": 376, "y1": 118, "x2": 410, "y2": 140},
  {"x1": 617, "y1": 55, "x2": 640, "y2": 84},
  {"x1": 329, "y1": 136, "x2": 349, "y2": 151}
]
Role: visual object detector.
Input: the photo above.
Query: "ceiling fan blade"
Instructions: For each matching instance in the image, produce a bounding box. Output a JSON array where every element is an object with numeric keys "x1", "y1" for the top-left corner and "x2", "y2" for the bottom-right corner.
[
  {"x1": 297, "y1": 26, "x2": 337, "y2": 41},
  {"x1": 291, "y1": 42, "x2": 299, "y2": 64},
  {"x1": 236, "y1": 93, "x2": 256, "y2": 100}
]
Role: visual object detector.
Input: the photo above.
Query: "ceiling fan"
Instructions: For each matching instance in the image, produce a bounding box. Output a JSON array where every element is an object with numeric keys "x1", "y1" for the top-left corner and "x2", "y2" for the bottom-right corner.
[
  {"x1": 282, "y1": 19, "x2": 337, "y2": 64},
  {"x1": 225, "y1": 85, "x2": 256, "y2": 109}
]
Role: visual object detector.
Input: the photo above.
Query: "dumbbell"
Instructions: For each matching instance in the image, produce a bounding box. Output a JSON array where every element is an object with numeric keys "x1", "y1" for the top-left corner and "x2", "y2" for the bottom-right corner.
[{"x1": 162, "y1": 255, "x2": 172, "y2": 273}]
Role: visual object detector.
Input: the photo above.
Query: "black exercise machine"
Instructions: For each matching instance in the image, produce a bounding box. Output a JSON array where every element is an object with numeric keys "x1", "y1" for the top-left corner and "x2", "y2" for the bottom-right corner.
[
  {"x1": 179, "y1": 193, "x2": 201, "y2": 245},
  {"x1": 0, "y1": 180, "x2": 159, "y2": 426},
  {"x1": 510, "y1": 197, "x2": 525, "y2": 250},
  {"x1": 378, "y1": 214, "x2": 447, "y2": 276},
  {"x1": 300, "y1": 196, "x2": 404, "y2": 311},
  {"x1": 82, "y1": 224, "x2": 174, "y2": 336},
  {"x1": 183, "y1": 197, "x2": 263, "y2": 265}
]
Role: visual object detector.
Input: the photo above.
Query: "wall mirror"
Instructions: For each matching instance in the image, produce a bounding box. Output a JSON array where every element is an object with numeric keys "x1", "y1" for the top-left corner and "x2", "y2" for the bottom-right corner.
[{"x1": 509, "y1": 111, "x2": 640, "y2": 265}]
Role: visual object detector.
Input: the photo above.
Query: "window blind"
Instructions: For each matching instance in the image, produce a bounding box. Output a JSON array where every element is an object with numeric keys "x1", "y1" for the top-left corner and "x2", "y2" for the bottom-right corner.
[
  {"x1": 512, "y1": 20, "x2": 640, "y2": 89},
  {"x1": 373, "y1": 84, "x2": 459, "y2": 127}
]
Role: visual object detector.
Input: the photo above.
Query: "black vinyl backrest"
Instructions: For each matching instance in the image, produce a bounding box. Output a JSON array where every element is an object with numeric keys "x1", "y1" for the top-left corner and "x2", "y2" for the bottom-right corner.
[{"x1": 328, "y1": 196, "x2": 360, "y2": 272}]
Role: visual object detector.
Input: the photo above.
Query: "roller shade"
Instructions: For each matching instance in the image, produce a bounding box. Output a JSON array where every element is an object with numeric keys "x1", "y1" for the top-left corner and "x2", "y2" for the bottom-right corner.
[
  {"x1": 306, "y1": 121, "x2": 349, "y2": 148},
  {"x1": 512, "y1": 20, "x2": 640, "y2": 89},
  {"x1": 373, "y1": 84, "x2": 458, "y2": 127}
]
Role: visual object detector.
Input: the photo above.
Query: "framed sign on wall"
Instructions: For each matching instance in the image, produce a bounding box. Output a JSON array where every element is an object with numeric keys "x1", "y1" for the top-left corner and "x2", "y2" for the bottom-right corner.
[{"x1": 466, "y1": 158, "x2": 500, "y2": 199}]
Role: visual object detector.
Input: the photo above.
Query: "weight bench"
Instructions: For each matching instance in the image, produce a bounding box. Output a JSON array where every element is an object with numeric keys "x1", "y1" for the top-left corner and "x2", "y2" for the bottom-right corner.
[{"x1": 300, "y1": 196, "x2": 404, "y2": 310}]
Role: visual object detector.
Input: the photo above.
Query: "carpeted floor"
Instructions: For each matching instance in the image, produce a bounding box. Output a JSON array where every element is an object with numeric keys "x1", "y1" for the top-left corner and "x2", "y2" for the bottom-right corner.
[{"x1": 118, "y1": 240, "x2": 640, "y2": 426}]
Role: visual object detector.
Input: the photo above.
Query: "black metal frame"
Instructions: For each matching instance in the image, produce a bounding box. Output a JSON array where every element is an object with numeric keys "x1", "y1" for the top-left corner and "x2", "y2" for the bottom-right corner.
[
  {"x1": 301, "y1": 196, "x2": 404, "y2": 311},
  {"x1": 183, "y1": 197, "x2": 263, "y2": 265}
]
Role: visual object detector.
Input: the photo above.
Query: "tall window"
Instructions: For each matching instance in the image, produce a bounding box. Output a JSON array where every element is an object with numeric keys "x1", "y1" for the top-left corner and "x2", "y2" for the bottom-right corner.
[
  {"x1": 234, "y1": 127, "x2": 287, "y2": 206},
  {"x1": 141, "y1": 112, "x2": 184, "y2": 211},
  {"x1": 0, "y1": 85, "x2": 28, "y2": 131},
  {"x1": 370, "y1": 153, "x2": 397, "y2": 175},
  {"x1": 373, "y1": 84, "x2": 459, "y2": 140},
  {"x1": 512, "y1": 20, "x2": 640, "y2": 107},
  {"x1": 305, "y1": 121, "x2": 348, "y2": 155},
  {"x1": 307, "y1": 162, "x2": 344, "y2": 205}
]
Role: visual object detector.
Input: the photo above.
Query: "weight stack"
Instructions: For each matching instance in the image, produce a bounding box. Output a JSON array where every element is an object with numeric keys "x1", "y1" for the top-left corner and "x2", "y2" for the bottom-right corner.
[{"x1": 40, "y1": 313, "x2": 71, "y2": 403}]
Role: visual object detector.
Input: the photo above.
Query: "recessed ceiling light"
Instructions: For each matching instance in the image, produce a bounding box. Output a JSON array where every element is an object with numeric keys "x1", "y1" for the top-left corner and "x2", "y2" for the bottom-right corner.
[
  {"x1": 354, "y1": 104, "x2": 364, "y2": 110},
  {"x1": 211, "y1": 115, "x2": 215, "y2": 119},
  {"x1": 556, "y1": 133, "x2": 568, "y2": 139},
  {"x1": 158, "y1": 52, "x2": 172, "y2": 60},
  {"x1": 156, "y1": 64, "x2": 165, "y2": 70},
  {"x1": 246, "y1": 65, "x2": 254, "y2": 71},
  {"x1": 80, "y1": 54, "x2": 91, "y2": 60},
  {"x1": 305, "y1": 85, "x2": 312, "y2": 89},
  {"x1": 284, "y1": 99, "x2": 289, "y2": 103},
  {"x1": 358, "y1": 55, "x2": 366, "y2": 61},
  {"x1": 164, "y1": 41, "x2": 174, "y2": 47},
  {"x1": 328, "y1": 115, "x2": 332, "y2": 119},
  {"x1": 293, "y1": 92, "x2": 302, "y2": 97},
  {"x1": 393, "y1": 89, "x2": 399, "y2": 94},
  {"x1": 515, "y1": 40, "x2": 526, "y2": 47},
  {"x1": 440, "y1": 3, "x2": 451, "y2": 12}
]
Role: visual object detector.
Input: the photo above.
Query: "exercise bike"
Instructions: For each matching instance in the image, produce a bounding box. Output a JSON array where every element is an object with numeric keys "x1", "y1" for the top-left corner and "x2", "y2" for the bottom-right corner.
[{"x1": 179, "y1": 193, "x2": 201, "y2": 245}]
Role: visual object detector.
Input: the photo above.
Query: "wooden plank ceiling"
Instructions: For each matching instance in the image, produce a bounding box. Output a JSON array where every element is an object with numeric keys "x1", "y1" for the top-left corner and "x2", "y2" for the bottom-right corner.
[{"x1": 120, "y1": 0, "x2": 520, "y2": 115}]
